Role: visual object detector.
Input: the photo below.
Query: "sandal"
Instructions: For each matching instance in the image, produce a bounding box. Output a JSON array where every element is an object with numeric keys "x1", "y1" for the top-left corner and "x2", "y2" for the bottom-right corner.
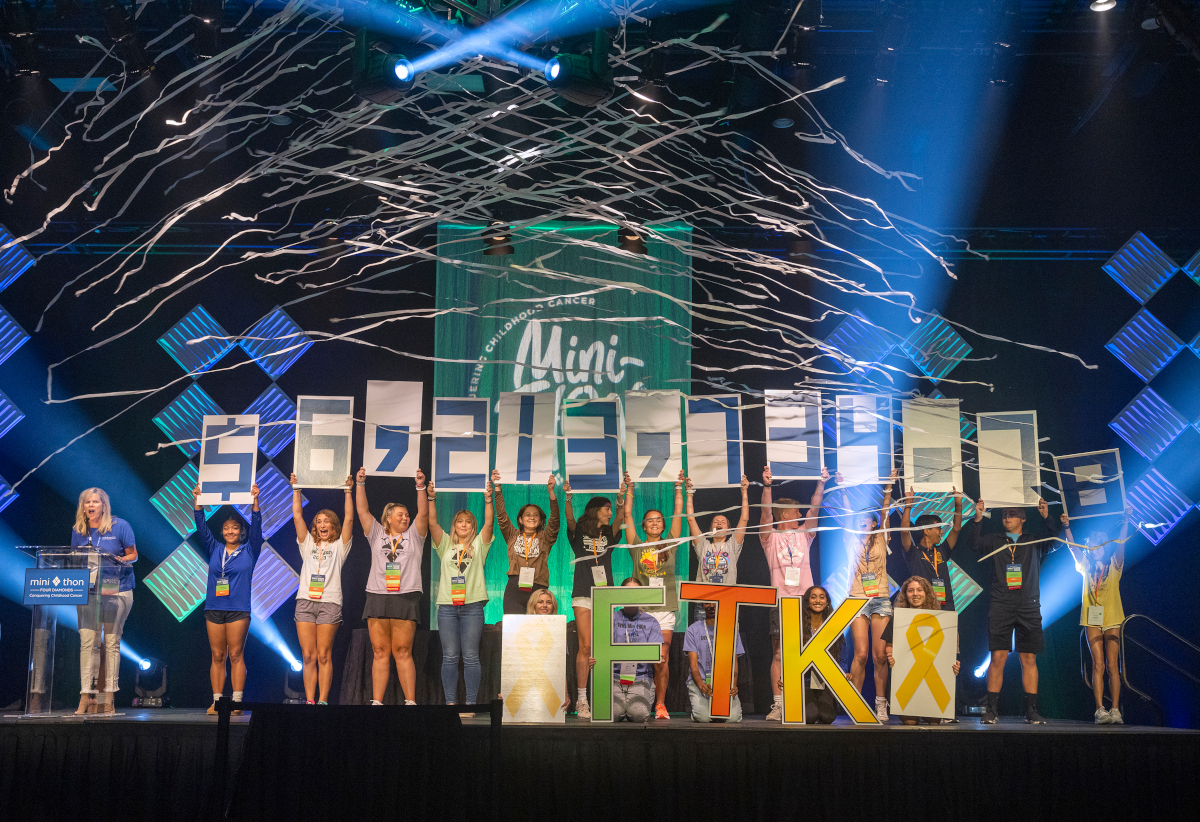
[{"x1": 76, "y1": 694, "x2": 96, "y2": 715}]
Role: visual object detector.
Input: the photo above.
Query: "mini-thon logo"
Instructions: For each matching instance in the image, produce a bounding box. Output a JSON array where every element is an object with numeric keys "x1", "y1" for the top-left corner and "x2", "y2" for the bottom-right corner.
[{"x1": 53, "y1": 576, "x2": 60, "y2": 586}]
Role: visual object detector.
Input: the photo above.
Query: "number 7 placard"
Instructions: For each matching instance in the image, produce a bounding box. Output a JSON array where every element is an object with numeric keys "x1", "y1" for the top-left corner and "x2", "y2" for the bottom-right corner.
[{"x1": 623, "y1": 391, "x2": 683, "y2": 483}]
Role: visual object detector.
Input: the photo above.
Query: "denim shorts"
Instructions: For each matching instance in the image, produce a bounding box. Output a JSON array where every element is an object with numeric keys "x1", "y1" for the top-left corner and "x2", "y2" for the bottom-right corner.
[{"x1": 856, "y1": 597, "x2": 894, "y2": 619}]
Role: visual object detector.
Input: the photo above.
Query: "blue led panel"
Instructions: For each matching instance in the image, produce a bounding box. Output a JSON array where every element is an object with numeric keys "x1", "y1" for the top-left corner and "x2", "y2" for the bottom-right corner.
[
  {"x1": 1106, "y1": 309, "x2": 1183, "y2": 382},
  {"x1": 928, "y1": 388, "x2": 976, "y2": 441},
  {"x1": 900, "y1": 312, "x2": 972, "y2": 383},
  {"x1": 0, "y1": 224, "x2": 35, "y2": 292},
  {"x1": 240, "y1": 307, "x2": 312, "y2": 379},
  {"x1": 0, "y1": 388, "x2": 24, "y2": 439},
  {"x1": 250, "y1": 543, "x2": 299, "y2": 621},
  {"x1": 1127, "y1": 468, "x2": 1192, "y2": 545},
  {"x1": 1109, "y1": 387, "x2": 1187, "y2": 461},
  {"x1": 0, "y1": 304, "x2": 30, "y2": 367},
  {"x1": 947, "y1": 560, "x2": 982, "y2": 612},
  {"x1": 233, "y1": 462, "x2": 303, "y2": 539},
  {"x1": 0, "y1": 473, "x2": 16, "y2": 514},
  {"x1": 1183, "y1": 247, "x2": 1200, "y2": 286},
  {"x1": 151, "y1": 461, "x2": 201, "y2": 538},
  {"x1": 1103, "y1": 232, "x2": 1177, "y2": 304},
  {"x1": 823, "y1": 310, "x2": 896, "y2": 379},
  {"x1": 243, "y1": 384, "x2": 296, "y2": 458},
  {"x1": 143, "y1": 542, "x2": 208, "y2": 622},
  {"x1": 153, "y1": 383, "x2": 224, "y2": 457},
  {"x1": 157, "y1": 305, "x2": 234, "y2": 375}
]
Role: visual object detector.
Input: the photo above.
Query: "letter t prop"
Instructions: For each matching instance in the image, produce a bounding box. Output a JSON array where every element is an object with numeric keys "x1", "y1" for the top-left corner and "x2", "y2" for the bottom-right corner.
[
  {"x1": 591, "y1": 586, "x2": 666, "y2": 722},
  {"x1": 780, "y1": 596, "x2": 879, "y2": 724},
  {"x1": 679, "y1": 582, "x2": 778, "y2": 718}
]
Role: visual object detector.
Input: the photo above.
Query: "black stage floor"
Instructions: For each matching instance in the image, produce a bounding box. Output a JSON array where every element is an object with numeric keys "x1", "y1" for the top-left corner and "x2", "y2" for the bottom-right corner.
[{"x1": 3, "y1": 709, "x2": 1197, "y2": 821}]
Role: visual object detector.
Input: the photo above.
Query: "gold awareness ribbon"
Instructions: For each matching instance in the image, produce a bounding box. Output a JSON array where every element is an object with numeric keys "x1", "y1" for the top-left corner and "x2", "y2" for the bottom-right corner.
[
  {"x1": 895, "y1": 612, "x2": 951, "y2": 712},
  {"x1": 506, "y1": 620, "x2": 561, "y2": 718}
]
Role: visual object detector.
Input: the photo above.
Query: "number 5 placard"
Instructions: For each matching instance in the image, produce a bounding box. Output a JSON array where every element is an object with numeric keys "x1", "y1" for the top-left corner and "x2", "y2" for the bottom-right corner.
[{"x1": 198, "y1": 414, "x2": 259, "y2": 505}]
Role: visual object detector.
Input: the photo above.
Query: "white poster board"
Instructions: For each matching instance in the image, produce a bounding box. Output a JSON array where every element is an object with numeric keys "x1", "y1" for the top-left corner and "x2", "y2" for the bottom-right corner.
[
  {"x1": 765, "y1": 390, "x2": 824, "y2": 479},
  {"x1": 364, "y1": 380, "x2": 423, "y2": 477},
  {"x1": 1053, "y1": 449, "x2": 1126, "y2": 523},
  {"x1": 432, "y1": 397, "x2": 490, "y2": 492},
  {"x1": 495, "y1": 392, "x2": 558, "y2": 483},
  {"x1": 501, "y1": 614, "x2": 567, "y2": 723},
  {"x1": 294, "y1": 396, "x2": 354, "y2": 489},
  {"x1": 685, "y1": 394, "x2": 743, "y2": 488},
  {"x1": 198, "y1": 414, "x2": 260, "y2": 505},
  {"x1": 977, "y1": 411, "x2": 1039, "y2": 506},
  {"x1": 901, "y1": 398, "x2": 963, "y2": 493},
  {"x1": 623, "y1": 390, "x2": 683, "y2": 483},
  {"x1": 889, "y1": 607, "x2": 958, "y2": 720},
  {"x1": 562, "y1": 395, "x2": 622, "y2": 492},
  {"x1": 835, "y1": 394, "x2": 894, "y2": 486}
]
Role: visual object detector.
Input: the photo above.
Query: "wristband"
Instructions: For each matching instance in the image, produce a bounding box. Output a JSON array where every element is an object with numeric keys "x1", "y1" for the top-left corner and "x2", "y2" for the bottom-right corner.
[
  {"x1": 415, "y1": 485, "x2": 427, "y2": 491},
  {"x1": 355, "y1": 481, "x2": 365, "y2": 486}
]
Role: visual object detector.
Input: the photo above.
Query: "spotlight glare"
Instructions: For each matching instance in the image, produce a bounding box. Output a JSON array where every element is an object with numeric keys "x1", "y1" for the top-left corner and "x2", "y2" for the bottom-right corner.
[
  {"x1": 546, "y1": 58, "x2": 561, "y2": 80},
  {"x1": 1090, "y1": 0, "x2": 1117, "y2": 11},
  {"x1": 139, "y1": 658, "x2": 152, "y2": 671},
  {"x1": 973, "y1": 655, "x2": 991, "y2": 678},
  {"x1": 772, "y1": 117, "x2": 795, "y2": 129},
  {"x1": 289, "y1": 659, "x2": 303, "y2": 673},
  {"x1": 393, "y1": 59, "x2": 412, "y2": 82}
]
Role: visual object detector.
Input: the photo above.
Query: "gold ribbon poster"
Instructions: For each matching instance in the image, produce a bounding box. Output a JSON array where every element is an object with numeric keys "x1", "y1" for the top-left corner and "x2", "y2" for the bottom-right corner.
[
  {"x1": 889, "y1": 607, "x2": 957, "y2": 720},
  {"x1": 500, "y1": 615, "x2": 566, "y2": 723}
]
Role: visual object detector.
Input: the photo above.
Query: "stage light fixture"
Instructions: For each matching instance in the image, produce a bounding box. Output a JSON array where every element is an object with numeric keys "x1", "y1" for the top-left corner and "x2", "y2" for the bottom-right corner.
[
  {"x1": 1090, "y1": 0, "x2": 1117, "y2": 11},
  {"x1": 132, "y1": 658, "x2": 168, "y2": 708},
  {"x1": 283, "y1": 662, "x2": 305, "y2": 704},
  {"x1": 482, "y1": 221, "x2": 514, "y2": 256},
  {"x1": 973, "y1": 655, "x2": 991, "y2": 678},
  {"x1": 193, "y1": 0, "x2": 224, "y2": 60},
  {"x1": 617, "y1": 226, "x2": 648, "y2": 255},
  {"x1": 352, "y1": 29, "x2": 417, "y2": 105},
  {"x1": 544, "y1": 30, "x2": 614, "y2": 107},
  {"x1": 98, "y1": 0, "x2": 150, "y2": 75},
  {"x1": 3, "y1": 0, "x2": 39, "y2": 74}
]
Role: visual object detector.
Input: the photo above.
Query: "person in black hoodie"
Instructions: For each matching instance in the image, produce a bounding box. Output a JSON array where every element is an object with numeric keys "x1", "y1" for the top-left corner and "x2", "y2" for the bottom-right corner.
[{"x1": 961, "y1": 497, "x2": 1060, "y2": 724}]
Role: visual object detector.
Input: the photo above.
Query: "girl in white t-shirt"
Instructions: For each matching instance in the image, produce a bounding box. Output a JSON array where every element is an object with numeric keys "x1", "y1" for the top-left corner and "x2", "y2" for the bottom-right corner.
[{"x1": 289, "y1": 473, "x2": 354, "y2": 704}]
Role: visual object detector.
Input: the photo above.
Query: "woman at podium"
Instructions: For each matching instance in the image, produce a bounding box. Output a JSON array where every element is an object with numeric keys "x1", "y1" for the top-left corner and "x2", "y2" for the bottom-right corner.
[{"x1": 70, "y1": 488, "x2": 138, "y2": 715}]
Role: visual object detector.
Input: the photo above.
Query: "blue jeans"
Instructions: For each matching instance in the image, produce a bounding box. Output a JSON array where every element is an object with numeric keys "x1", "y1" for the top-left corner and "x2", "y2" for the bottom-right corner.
[{"x1": 437, "y1": 601, "x2": 485, "y2": 705}]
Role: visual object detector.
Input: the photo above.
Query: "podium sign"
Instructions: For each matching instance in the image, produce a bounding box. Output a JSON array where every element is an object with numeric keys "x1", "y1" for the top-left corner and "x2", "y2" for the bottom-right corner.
[{"x1": 23, "y1": 568, "x2": 90, "y2": 605}]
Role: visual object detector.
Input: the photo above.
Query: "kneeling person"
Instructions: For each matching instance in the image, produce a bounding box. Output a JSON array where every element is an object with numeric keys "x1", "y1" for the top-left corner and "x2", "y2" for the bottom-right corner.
[
  {"x1": 684, "y1": 602, "x2": 744, "y2": 723},
  {"x1": 607, "y1": 579, "x2": 663, "y2": 722}
]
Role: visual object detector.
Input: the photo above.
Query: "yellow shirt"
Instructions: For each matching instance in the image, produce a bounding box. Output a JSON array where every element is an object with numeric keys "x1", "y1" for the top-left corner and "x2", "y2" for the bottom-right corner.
[{"x1": 1077, "y1": 554, "x2": 1124, "y2": 629}]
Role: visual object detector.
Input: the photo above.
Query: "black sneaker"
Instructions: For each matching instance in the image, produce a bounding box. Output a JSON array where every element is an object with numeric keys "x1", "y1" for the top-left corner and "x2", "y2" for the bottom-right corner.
[
  {"x1": 980, "y1": 707, "x2": 998, "y2": 724},
  {"x1": 1024, "y1": 708, "x2": 1047, "y2": 725}
]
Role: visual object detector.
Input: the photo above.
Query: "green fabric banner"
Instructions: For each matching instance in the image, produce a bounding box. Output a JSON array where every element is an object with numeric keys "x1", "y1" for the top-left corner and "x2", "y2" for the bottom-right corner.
[{"x1": 432, "y1": 222, "x2": 693, "y2": 627}]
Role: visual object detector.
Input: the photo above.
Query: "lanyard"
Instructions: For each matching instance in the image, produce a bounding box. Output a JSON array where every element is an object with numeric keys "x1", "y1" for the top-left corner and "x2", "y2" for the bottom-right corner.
[
  {"x1": 386, "y1": 535, "x2": 402, "y2": 562},
  {"x1": 221, "y1": 545, "x2": 241, "y2": 576},
  {"x1": 1008, "y1": 539, "x2": 1018, "y2": 565},
  {"x1": 922, "y1": 545, "x2": 942, "y2": 574},
  {"x1": 1091, "y1": 559, "x2": 1109, "y2": 602},
  {"x1": 521, "y1": 533, "x2": 534, "y2": 560},
  {"x1": 455, "y1": 541, "x2": 471, "y2": 572},
  {"x1": 313, "y1": 541, "x2": 329, "y2": 577}
]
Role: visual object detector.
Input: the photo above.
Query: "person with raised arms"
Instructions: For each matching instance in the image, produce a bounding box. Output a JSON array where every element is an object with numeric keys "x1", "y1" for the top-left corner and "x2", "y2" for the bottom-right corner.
[
  {"x1": 71, "y1": 488, "x2": 139, "y2": 715},
  {"x1": 846, "y1": 468, "x2": 898, "y2": 723},
  {"x1": 1062, "y1": 509, "x2": 1130, "y2": 724},
  {"x1": 961, "y1": 497, "x2": 1061, "y2": 724},
  {"x1": 193, "y1": 483, "x2": 261, "y2": 716},
  {"x1": 899, "y1": 487, "x2": 965, "y2": 612},
  {"x1": 492, "y1": 469, "x2": 560, "y2": 615},
  {"x1": 355, "y1": 468, "x2": 429, "y2": 705},
  {"x1": 427, "y1": 478, "x2": 494, "y2": 712},
  {"x1": 884, "y1": 576, "x2": 962, "y2": 725},
  {"x1": 291, "y1": 473, "x2": 353, "y2": 705},
  {"x1": 684, "y1": 601, "x2": 745, "y2": 723},
  {"x1": 623, "y1": 469, "x2": 685, "y2": 720},
  {"x1": 686, "y1": 474, "x2": 750, "y2": 585},
  {"x1": 759, "y1": 464, "x2": 830, "y2": 721},
  {"x1": 564, "y1": 480, "x2": 626, "y2": 720}
]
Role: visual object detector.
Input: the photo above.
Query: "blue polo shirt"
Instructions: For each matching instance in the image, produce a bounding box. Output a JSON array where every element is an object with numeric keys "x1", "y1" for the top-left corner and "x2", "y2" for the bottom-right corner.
[
  {"x1": 197, "y1": 510, "x2": 263, "y2": 612},
  {"x1": 611, "y1": 610, "x2": 663, "y2": 681},
  {"x1": 70, "y1": 517, "x2": 136, "y2": 592}
]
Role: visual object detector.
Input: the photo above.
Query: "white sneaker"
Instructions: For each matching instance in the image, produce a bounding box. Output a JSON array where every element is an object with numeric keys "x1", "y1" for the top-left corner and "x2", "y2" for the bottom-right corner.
[
  {"x1": 1108, "y1": 708, "x2": 1123, "y2": 725},
  {"x1": 765, "y1": 703, "x2": 782, "y2": 721},
  {"x1": 875, "y1": 697, "x2": 889, "y2": 723},
  {"x1": 575, "y1": 699, "x2": 592, "y2": 721},
  {"x1": 1094, "y1": 707, "x2": 1110, "y2": 724}
]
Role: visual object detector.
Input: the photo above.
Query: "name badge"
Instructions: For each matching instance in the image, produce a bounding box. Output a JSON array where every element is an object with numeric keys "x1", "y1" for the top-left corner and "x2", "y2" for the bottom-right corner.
[
  {"x1": 649, "y1": 576, "x2": 665, "y2": 588},
  {"x1": 591, "y1": 565, "x2": 608, "y2": 587},
  {"x1": 385, "y1": 562, "x2": 402, "y2": 592},
  {"x1": 619, "y1": 662, "x2": 637, "y2": 685},
  {"x1": 784, "y1": 566, "x2": 802, "y2": 588},
  {"x1": 101, "y1": 577, "x2": 119, "y2": 597},
  {"x1": 215, "y1": 577, "x2": 230, "y2": 597},
  {"x1": 1087, "y1": 605, "x2": 1104, "y2": 627},
  {"x1": 308, "y1": 574, "x2": 325, "y2": 600},
  {"x1": 931, "y1": 578, "x2": 947, "y2": 603},
  {"x1": 704, "y1": 672, "x2": 713, "y2": 687},
  {"x1": 518, "y1": 566, "x2": 535, "y2": 590},
  {"x1": 1006, "y1": 563, "x2": 1023, "y2": 590},
  {"x1": 451, "y1": 575, "x2": 466, "y2": 606},
  {"x1": 861, "y1": 573, "x2": 881, "y2": 598},
  {"x1": 810, "y1": 671, "x2": 825, "y2": 691}
]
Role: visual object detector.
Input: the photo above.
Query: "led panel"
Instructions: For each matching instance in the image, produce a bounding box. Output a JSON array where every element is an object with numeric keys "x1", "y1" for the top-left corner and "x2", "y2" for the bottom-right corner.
[
  {"x1": 0, "y1": 224, "x2": 35, "y2": 292},
  {"x1": 900, "y1": 312, "x2": 972, "y2": 383},
  {"x1": 0, "y1": 388, "x2": 24, "y2": 439},
  {"x1": 233, "y1": 462, "x2": 304, "y2": 539},
  {"x1": 1109, "y1": 387, "x2": 1188, "y2": 461},
  {"x1": 250, "y1": 543, "x2": 299, "y2": 621},
  {"x1": 1103, "y1": 232, "x2": 1177, "y2": 304},
  {"x1": 0, "y1": 473, "x2": 16, "y2": 514},
  {"x1": 157, "y1": 305, "x2": 234, "y2": 375},
  {"x1": 242, "y1": 383, "x2": 296, "y2": 458},
  {"x1": 823, "y1": 310, "x2": 896, "y2": 379},
  {"x1": 1106, "y1": 309, "x2": 1183, "y2": 382},
  {"x1": 240, "y1": 307, "x2": 312, "y2": 379},
  {"x1": 1182, "y1": 247, "x2": 1200, "y2": 287},
  {"x1": 143, "y1": 541, "x2": 209, "y2": 622},
  {"x1": 153, "y1": 383, "x2": 224, "y2": 458},
  {"x1": 946, "y1": 560, "x2": 982, "y2": 612},
  {"x1": 0, "y1": 304, "x2": 30, "y2": 367},
  {"x1": 151, "y1": 461, "x2": 201, "y2": 538},
  {"x1": 1127, "y1": 468, "x2": 1192, "y2": 545}
]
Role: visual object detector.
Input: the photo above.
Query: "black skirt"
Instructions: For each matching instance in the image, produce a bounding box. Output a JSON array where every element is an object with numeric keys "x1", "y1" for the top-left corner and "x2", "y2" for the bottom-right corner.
[{"x1": 362, "y1": 591, "x2": 421, "y2": 622}]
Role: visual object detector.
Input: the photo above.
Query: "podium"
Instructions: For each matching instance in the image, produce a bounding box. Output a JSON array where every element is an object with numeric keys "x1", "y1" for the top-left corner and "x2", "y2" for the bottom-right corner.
[{"x1": 24, "y1": 547, "x2": 131, "y2": 716}]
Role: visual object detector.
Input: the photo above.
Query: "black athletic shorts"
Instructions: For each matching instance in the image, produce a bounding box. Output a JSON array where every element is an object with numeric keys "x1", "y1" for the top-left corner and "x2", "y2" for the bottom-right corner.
[
  {"x1": 988, "y1": 599, "x2": 1044, "y2": 653},
  {"x1": 205, "y1": 609, "x2": 251, "y2": 624}
]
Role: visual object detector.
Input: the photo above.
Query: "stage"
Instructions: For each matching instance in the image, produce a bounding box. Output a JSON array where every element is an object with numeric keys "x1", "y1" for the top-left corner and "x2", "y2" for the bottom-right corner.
[{"x1": 2, "y1": 708, "x2": 1196, "y2": 821}]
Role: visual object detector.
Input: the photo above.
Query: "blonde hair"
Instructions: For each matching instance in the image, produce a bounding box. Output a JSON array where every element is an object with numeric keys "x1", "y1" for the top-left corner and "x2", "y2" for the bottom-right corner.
[
  {"x1": 74, "y1": 488, "x2": 113, "y2": 536},
  {"x1": 449, "y1": 509, "x2": 478, "y2": 547},
  {"x1": 310, "y1": 509, "x2": 343, "y2": 544},
  {"x1": 525, "y1": 588, "x2": 558, "y2": 615},
  {"x1": 380, "y1": 502, "x2": 410, "y2": 535}
]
